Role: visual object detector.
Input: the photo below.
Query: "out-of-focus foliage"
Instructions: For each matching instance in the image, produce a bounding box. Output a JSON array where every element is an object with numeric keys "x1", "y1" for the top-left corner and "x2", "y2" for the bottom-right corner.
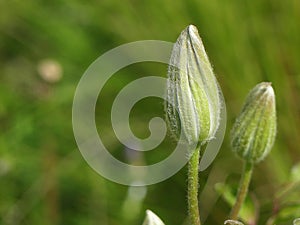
[{"x1": 0, "y1": 0, "x2": 299, "y2": 225}]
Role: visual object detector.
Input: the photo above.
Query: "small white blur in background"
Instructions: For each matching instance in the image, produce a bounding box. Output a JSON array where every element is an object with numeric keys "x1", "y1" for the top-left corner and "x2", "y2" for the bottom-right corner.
[{"x1": 37, "y1": 59, "x2": 62, "y2": 83}]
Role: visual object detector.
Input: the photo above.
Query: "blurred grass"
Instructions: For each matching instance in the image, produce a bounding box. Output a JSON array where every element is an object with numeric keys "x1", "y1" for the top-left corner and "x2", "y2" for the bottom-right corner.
[{"x1": 0, "y1": 0, "x2": 299, "y2": 224}]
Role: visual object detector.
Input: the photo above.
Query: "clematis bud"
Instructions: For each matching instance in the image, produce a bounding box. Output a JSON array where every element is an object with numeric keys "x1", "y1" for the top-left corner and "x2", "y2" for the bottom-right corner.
[
  {"x1": 231, "y1": 82, "x2": 277, "y2": 163},
  {"x1": 165, "y1": 25, "x2": 221, "y2": 145}
]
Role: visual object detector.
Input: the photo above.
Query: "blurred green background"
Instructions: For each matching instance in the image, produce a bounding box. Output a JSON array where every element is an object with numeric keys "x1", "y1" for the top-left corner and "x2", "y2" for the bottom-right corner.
[{"x1": 0, "y1": 0, "x2": 299, "y2": 224}]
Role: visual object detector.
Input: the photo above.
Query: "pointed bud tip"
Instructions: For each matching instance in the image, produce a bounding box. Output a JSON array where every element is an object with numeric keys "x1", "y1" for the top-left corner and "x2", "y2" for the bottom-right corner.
[
  {"x1": 257, "y1": 82, "x2": 275, "y2": 104},
  {"x1": 260, "y1": 82, "x2": 273, "y2": 93},
  {"x1": 186, "y1": 25, "x2": 202, "y2": 42},
  {"x1": 187, "y1": 24, "x2": 198, "y2": 33}
]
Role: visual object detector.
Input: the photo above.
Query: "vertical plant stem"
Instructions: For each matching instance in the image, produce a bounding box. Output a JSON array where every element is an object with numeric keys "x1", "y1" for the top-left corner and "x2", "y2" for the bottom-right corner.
[
  {"x1": 230, "y1": 161, "x2": 254, "y2": 220},
  {"x1": 188, "y1": 145, "x2": 201, "y2": 225}
]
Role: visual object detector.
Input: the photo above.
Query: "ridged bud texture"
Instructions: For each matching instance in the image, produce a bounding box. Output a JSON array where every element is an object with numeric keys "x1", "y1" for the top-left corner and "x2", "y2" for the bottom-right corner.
[
  {"x1": 165, "y1": 25, "x2": 221, "y2": 145},
  {"x1": 231, "y1": 82, "x2": 277, "y2": 163}
]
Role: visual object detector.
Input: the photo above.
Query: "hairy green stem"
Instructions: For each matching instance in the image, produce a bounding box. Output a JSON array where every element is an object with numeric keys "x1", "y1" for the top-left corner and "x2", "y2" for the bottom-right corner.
[
  {"x1": 188, "y1": 146, "x2": 201, "y2": 225},
  {"x1": 230, "y1": 162, "x2": 254, "y2": 220}
]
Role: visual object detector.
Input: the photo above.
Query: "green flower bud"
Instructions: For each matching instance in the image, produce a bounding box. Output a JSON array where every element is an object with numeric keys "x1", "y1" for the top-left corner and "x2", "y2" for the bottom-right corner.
[
  {"x1": 231, "y1": 82, "x2": 277, "y2": 163},
  {"x1": 165, "y1": 25, "x2": 221, "y2": 145}
]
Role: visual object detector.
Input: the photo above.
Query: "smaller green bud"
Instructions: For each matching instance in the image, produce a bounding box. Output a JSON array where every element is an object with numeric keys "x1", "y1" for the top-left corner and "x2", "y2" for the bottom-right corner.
[
  {"x1": 165, "y1": 25, "x2": 221, "y2": 145},
  {"x1": 231, "y1": 82, "x2": 277, "y2": 164}
]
